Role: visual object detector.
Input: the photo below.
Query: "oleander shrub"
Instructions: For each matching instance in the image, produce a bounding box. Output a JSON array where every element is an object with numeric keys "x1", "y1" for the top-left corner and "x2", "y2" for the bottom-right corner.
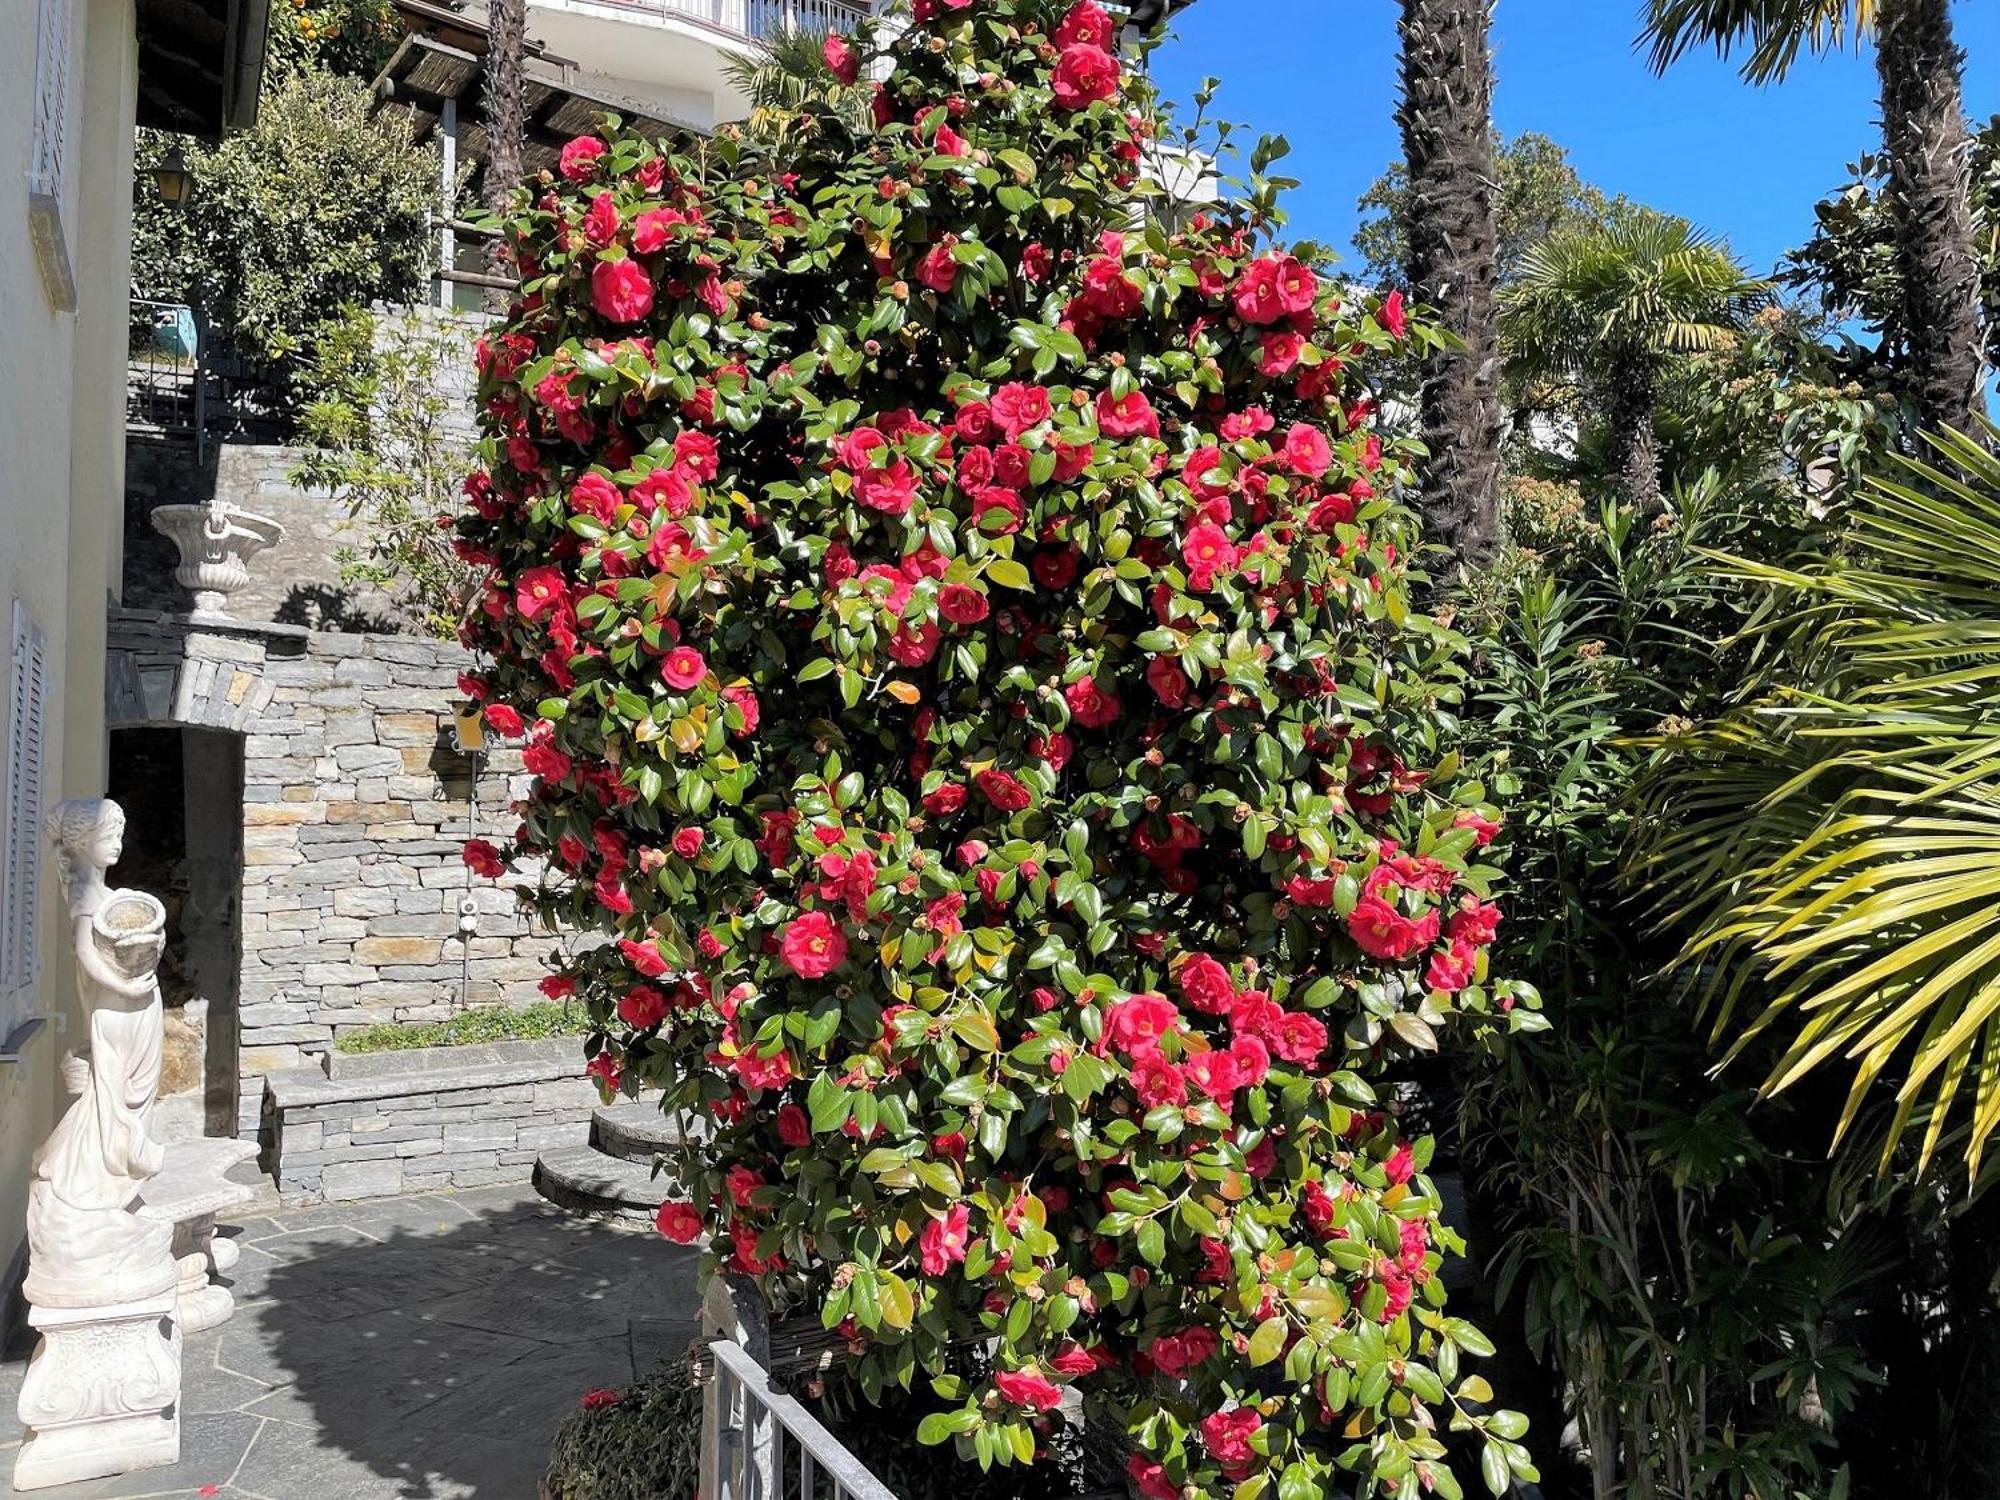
[{"x1": 455, "y1": 3, "x2": 1541, "y2": 1496}]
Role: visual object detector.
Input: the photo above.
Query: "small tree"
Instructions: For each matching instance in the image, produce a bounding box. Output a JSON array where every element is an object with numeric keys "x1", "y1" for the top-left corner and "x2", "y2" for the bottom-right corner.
[
  {"x1": 131, "y1": 63, "x2": 445, "y2": 409},
  {"x1": 456, "y1": 4, "x2": 1540, "y2": 1495},
  {"x1": 291, "y1": 308, "x2": 482, "y2": 639}
]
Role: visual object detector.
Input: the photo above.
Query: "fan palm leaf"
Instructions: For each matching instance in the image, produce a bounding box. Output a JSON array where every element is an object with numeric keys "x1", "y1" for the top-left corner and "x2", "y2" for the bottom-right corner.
[
  {"x1": 1641, "y1": 0, "x2": 1877, "y2": 84},
  {"x1": 1633, "y1": 423, "x2": 2000, "y2": 1181}
]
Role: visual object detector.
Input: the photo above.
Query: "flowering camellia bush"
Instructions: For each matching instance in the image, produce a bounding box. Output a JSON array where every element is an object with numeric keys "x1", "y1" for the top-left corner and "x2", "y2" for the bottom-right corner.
[{"x1": 454, "y1": 3, "x2": 1542, "y2": 1496}]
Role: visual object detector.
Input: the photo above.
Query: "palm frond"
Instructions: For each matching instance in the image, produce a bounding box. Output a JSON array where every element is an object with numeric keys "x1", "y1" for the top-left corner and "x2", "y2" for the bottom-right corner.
[
  {"x1": 1640, "y1": 0, "x2": 1877, "y2": 85},
  {"x1": 1634, "y1": 422, "x2": 2000, "y2": 1181}
]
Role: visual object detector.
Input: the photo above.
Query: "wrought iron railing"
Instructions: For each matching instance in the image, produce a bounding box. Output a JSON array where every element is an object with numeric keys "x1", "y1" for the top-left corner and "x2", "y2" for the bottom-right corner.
[
  {"x1": 578, "y1": 0, "x2": 872, "y2": 39},
  {"x1": 127, "y1": 298, "x2": 294, "y2": 455},
  {"x1": 700, "y1": 1339, "x2": 898, "y2": 1500}
]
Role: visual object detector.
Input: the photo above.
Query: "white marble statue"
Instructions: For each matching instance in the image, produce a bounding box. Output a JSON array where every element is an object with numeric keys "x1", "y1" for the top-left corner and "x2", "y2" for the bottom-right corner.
[
  {"x1": 15, "y1": 798, "x2": 183, "y2": 1491},
  {"x1": 22, "y1": 799, "x2": 176, "y2": 1307}
]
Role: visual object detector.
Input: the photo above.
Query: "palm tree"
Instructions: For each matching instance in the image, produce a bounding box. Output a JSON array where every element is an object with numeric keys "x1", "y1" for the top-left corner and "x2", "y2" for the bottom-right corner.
[
  {"x1": 1500, "y1": 216, "x2": 1769, "y2": 515},
  {"x1": 1396, "y1": 0, "x2": 1505, "y2": 568},
  {"x1": 1643, "y1": 0, "x2": 1987, "y2": 443},
  {"x1": 482, "y1": 0, "x2": 527, "y2": 311},
  {"x1": 720, "y1": 27, "x2": 871, "y2": 143}
]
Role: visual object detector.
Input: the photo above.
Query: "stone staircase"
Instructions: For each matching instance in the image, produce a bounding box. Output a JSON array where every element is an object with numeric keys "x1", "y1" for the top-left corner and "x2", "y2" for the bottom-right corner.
[{"x1": 531, "y1": 1103, "x2": 685, "y2": 1225}]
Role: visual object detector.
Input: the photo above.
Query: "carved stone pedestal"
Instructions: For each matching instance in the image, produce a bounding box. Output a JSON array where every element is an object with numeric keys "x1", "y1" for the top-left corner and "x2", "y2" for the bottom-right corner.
[
  {"x1": 138, "y1": 1135, "x2": 261, "y2": 1334},
  {"x1": 12, "y1": 1288, "x2": 182, "y2": 1491}
]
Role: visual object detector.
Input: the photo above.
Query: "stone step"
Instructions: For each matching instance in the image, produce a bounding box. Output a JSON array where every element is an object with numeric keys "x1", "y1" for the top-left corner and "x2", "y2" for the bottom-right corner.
[
  {"x1": 531, "y1": 1144, "x2": 675, "y2": 1225},
  {"x1": 590, "y1": 1103, "x2": 686, "y2": 1163}
]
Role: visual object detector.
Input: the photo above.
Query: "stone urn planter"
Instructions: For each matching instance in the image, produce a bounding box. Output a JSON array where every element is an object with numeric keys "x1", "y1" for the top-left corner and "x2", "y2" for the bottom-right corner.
[{"x1": 151, "y1": 502, "x2": 285, "y2": 619}]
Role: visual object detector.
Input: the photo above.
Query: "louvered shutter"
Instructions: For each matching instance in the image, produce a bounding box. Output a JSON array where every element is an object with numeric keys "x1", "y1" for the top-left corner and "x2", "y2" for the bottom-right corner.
[
  {"x1": 2, "y1": 600, "x2": 50, "y2": 1036},
  {"x1": 27, "y1": 0, "x2": 76, "y2": 310}
]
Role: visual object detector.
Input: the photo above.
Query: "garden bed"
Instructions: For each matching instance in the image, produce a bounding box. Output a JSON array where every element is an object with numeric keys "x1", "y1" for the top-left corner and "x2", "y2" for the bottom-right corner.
[{"x1": 262, "y1": 1036, "x2": 596, "y2": 1203}]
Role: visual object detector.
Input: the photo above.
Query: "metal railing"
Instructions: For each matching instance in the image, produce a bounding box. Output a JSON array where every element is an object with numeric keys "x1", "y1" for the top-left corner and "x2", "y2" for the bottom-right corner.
[
  {"x1": 701, "y1": 1339, "x2": 898, "y2": 1500},
  {"x1": 127, "y1": 298, "x2": 294, "y2": 456},
  {"x1": 579, "y1": 0, "x2": 872, "y2": 39}
]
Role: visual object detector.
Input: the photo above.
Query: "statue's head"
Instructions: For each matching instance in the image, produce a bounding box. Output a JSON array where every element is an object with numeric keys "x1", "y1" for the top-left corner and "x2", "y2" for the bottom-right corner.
[{"x1": 46, "y1": 799, "x2": 125, "y2": 896}]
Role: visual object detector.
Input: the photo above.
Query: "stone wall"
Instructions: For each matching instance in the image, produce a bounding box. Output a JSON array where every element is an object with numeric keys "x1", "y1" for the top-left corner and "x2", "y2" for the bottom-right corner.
[
  {"x1": 105, "y1": 609, "x2": 550, "y2": 1139},
  {"x1": 263, "y1": 1040, "x2": 594, "y2": 1203}
]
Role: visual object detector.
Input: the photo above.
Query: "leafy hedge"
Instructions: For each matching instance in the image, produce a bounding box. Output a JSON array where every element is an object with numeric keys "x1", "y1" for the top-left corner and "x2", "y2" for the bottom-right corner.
[{"x1": 456, "y1": 3, "x2": 1540, "y2": 1496}]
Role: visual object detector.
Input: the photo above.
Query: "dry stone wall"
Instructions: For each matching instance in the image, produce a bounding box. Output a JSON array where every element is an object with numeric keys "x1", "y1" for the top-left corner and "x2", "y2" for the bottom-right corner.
[{"x1": 106, "y1": 610, "x2": 553, "y2": 1140}]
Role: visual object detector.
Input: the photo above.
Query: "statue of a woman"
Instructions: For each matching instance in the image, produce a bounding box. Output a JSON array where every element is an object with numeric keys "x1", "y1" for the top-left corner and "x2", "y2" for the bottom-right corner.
[{"x1": 23, "y1": 799, "x2": 176, "y2": 1306}]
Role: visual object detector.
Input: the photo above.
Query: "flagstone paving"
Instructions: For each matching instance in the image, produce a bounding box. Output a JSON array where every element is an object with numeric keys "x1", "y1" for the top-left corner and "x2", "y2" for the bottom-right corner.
[{"x1": 0, "y1": 1185, "x2": 698, "y2": 1499}]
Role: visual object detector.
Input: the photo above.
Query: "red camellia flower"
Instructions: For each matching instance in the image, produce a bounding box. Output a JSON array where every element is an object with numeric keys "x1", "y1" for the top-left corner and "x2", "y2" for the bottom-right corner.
[
  {"x1": 671, "y1": 827, "x2": 705, "y2": 860},
  {"x1": 938, "y1": 583, "x2": 990, "y2": 625},
  {"x1": 591, "y1": 258, "x2": 655, "y2": 324},
  {"x1": 990, "y1": 382, "x2": 1053, "y2": 437},
  {"x1": 1054, "y1": 0, "x2": 1115, "y2": 48},
  {"x1": 1051, "y1": 43, "x2": 1120, "y2": 110},
  {"x1": 515, "y1": 566, "x2": 567, "y2": 620},
  {"x1": 654, "y1": 1201, "x2": 704, "y2": 1244},
  {"x1": 823, "y1": 31, "x2": 860, "y2": 85},
  {"x1": 776, "y1": 1103, "x2": 811, "y2": 1148},
  {"x1": 974, "y1": 768, "x2": 1033, "y2": 813},
  {"x1": 781, "y1": 911, "x2": 848, "y2": 979},
  {"x1": 992, "y1": 1368, "x2": 1063, "y2": 1412},
  {"x1": 662, "y1": 646, "x2": 709, "y2": 691},
  {"x1": 1380, "y1": 288, "x2": 1408, "y2": 339},
  {"x1": 917, "y1": 242, "x2": 959, "y2": 293},
  {"x1": 721, "y1": 683, "x2": 761, "y2": 737},
  {"x1": 1347, "y1": 894, "x2": 1437, "y2": 962},
  {"x1": 1064, "y1": 674, "x2": 1122, "y2": 729},
  {"x1": 1127, "y1": 1457, "x2": 1178, "y2": 1500},
  {"x1": 482, "y1": 703, "x2": 524, "y2": 738},
  {"x1": 618, "y1": 985, "x2": 668, "y2": 1029},
  {"x1": 1200, "y1": 1407, "x2": 1263, "y2": 1472},
  {"x1": 462, "y1": 839, "x2": 505, "y2": 879},
  {"x1": 1181, "y1": 523, "x2": 1241, "y2": 591},
  {"x1": 1177, "y1": 953, "x2": 1236, "y2": 1015},
  {"x1": 579, "y1": 1388, "x2": 621, "y2": 1412}
]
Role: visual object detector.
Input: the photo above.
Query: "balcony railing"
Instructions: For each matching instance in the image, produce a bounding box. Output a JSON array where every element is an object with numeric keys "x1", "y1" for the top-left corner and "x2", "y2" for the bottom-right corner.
[{"x1": 578, "y1": 0, "x2": 872, "y2": 40}]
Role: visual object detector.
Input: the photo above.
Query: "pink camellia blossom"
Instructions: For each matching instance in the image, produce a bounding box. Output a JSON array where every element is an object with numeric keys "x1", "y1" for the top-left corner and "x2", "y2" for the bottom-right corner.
[
  {"x1": 583, "y1": 192, "x2": 620, "y2": 247},
  {"x1": 1282, "y1": 422, "x2": 1333, "y2": 478},
  {"x1": 654, "y1": 1201, "x2": 704, "y2": 1244},
  {"x1": 662, "y1": 646, "x2": 708, "y2": 691},
  {"x1": 1177, "y1": 954, "x2": 1236, "y2": 1015},
  {"x1": 1101, "y1": 992, "x2": 1179, "y2": 1056},
  {"x1": 917, "y1": 242, "x2": 959, "y2": 293},
  {"x1": 1051, "y1": 43, "x2": 1120, "y2": 110},
  {"x1": 671, "y1": 827, "x2": 704, "y2": 860},
  {"x1": 990, "y1": 382, "x2": 1053, "y2": 437},
  {"x1": 1347, "y1": 895, "x2": 1436, "y2": 962},
  {"x1": 1095, "y1": 387, "x2": 1159, "y2": 439},
  {"x1": 1055, "y1": 0, "x2": 1115, "y2": 48},
  {"x1": 570, "y1": 472, "x2": 622, "y2": 522},
  {"x1": 1383, "y1": 1142, "x2": 1417, "y2": 1185},
  {"x1": 721, "y1": 684, "x2": 760, "y2": 737},
  {"x1": 919, "y1": 1201, "x2": 972, "y2": 1275},
  {"x1": 992, "y1": 1368, "x2": 1064, "y2": 1412},
  {"x1": 781, "y1": 911, "x2": 847, "y2": 978},
  {"x1": 559, "y1": 135, "x2": 607, "y2": 182},
  {"x1": 822, "y1": 31, "x2": 860, "y2": 85},
  {"x1": 1126, "y1": 1457, "x2": 1178, "y2": 1500},
  {"x1": 591, "y1": 258, "x2": 654, "y2": 323},
  {"x1": 1181, "y1": 523, "x2": 1241, "y2": 591},
  {"x1": 1131, "y1": 1053, "x2": 1188, "y2": 1109}
]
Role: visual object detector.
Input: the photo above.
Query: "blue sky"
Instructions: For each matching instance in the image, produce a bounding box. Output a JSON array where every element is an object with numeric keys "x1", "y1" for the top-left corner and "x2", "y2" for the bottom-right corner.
[{"x1": 1151, "y1": 1, "x2": 1998, "y2": 280}]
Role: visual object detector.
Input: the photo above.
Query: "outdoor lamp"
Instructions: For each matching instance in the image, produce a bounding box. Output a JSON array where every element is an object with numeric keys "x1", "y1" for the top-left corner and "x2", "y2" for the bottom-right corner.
[{"x1": 152, "y1": 147, "x2": 193, "y2": 208}]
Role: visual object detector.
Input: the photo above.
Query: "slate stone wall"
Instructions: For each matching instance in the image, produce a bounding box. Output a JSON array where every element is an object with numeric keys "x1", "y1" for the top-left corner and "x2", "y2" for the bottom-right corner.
[
  {"x1": 105, "y1": 609, "x2": 551, "y2": 1140},
  {"x1": 263, "y1": 1040, "x2": 595, "y2": 1204}
]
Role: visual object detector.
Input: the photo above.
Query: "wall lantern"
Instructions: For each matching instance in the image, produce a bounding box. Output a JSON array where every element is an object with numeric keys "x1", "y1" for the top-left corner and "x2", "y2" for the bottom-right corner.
[{"x1": 152, "y1": 147, "x2": 193, "y2": 208}]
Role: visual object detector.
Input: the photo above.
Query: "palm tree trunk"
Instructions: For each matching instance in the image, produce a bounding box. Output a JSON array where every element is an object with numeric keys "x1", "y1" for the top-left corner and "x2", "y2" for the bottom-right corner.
[
  {"x1": 1876, "y1": 0, "x2": 1986, "y2": 442},
  {"x1": 482, "y1": 0, "x2": 528, "y2": 313},
  {"x1": 1397, "y1": 0, "x2": 1505, "y2": 568},
  {"x1": 1606, "y1": 355, "x2": 1663, "y2": 517}
]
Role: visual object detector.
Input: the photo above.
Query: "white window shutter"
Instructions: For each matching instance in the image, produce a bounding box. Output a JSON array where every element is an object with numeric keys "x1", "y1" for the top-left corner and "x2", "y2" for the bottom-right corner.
[
  {"x1": 27, "y1": 0, "x2": 76, "y2": 311},
  {"x1": 2, "y1": 600, "x2": 51, "y2": 1035}
]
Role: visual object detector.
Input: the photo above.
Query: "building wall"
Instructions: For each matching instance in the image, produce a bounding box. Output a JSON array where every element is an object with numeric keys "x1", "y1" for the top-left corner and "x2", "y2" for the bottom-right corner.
[{"x1": 0, "y1": 0, "x2": 137, "y2": 1332}]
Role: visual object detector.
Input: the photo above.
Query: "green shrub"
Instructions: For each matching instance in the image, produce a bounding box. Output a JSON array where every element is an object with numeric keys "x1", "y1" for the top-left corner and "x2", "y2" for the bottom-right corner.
[{"x1": 545, "y1": 1360, "x2": 702, "y2": 1500}]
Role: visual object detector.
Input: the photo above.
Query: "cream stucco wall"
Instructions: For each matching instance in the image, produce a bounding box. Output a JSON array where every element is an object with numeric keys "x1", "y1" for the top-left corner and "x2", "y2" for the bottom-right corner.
[{"x1": 0, "y1": 0, "x2": 137, "y2": 1327}]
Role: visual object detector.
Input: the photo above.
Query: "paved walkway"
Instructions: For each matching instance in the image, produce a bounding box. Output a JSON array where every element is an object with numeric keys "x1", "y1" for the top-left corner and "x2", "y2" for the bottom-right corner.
[{"x1": 1, "y1": 1186, "x2": 699, "y2": 1499}]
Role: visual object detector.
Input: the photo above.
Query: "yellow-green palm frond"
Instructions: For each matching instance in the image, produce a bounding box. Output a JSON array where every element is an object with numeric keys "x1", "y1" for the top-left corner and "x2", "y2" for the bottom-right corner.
[
  {"x1": 1633, "y1": 423, "x2": 2000, "y2": 1183},
  {"x1": 1641, "y1": 0, "x2": 1878, "y2": 85}
]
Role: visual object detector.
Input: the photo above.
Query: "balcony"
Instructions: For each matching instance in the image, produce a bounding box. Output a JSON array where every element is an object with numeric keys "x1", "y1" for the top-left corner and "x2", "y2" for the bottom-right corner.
[{"x1": 560, "y1": 0, "x2": 872, "y2": 40}]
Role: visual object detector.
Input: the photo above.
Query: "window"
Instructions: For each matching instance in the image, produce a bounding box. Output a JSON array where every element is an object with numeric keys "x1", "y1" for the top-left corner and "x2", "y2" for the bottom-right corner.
[
  {"x1": 27, "y1": 0, "x2": 76, "y2": 312},
  {"x1": 2, "y1": 601, "x2": 51, "y2": 1040}
]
